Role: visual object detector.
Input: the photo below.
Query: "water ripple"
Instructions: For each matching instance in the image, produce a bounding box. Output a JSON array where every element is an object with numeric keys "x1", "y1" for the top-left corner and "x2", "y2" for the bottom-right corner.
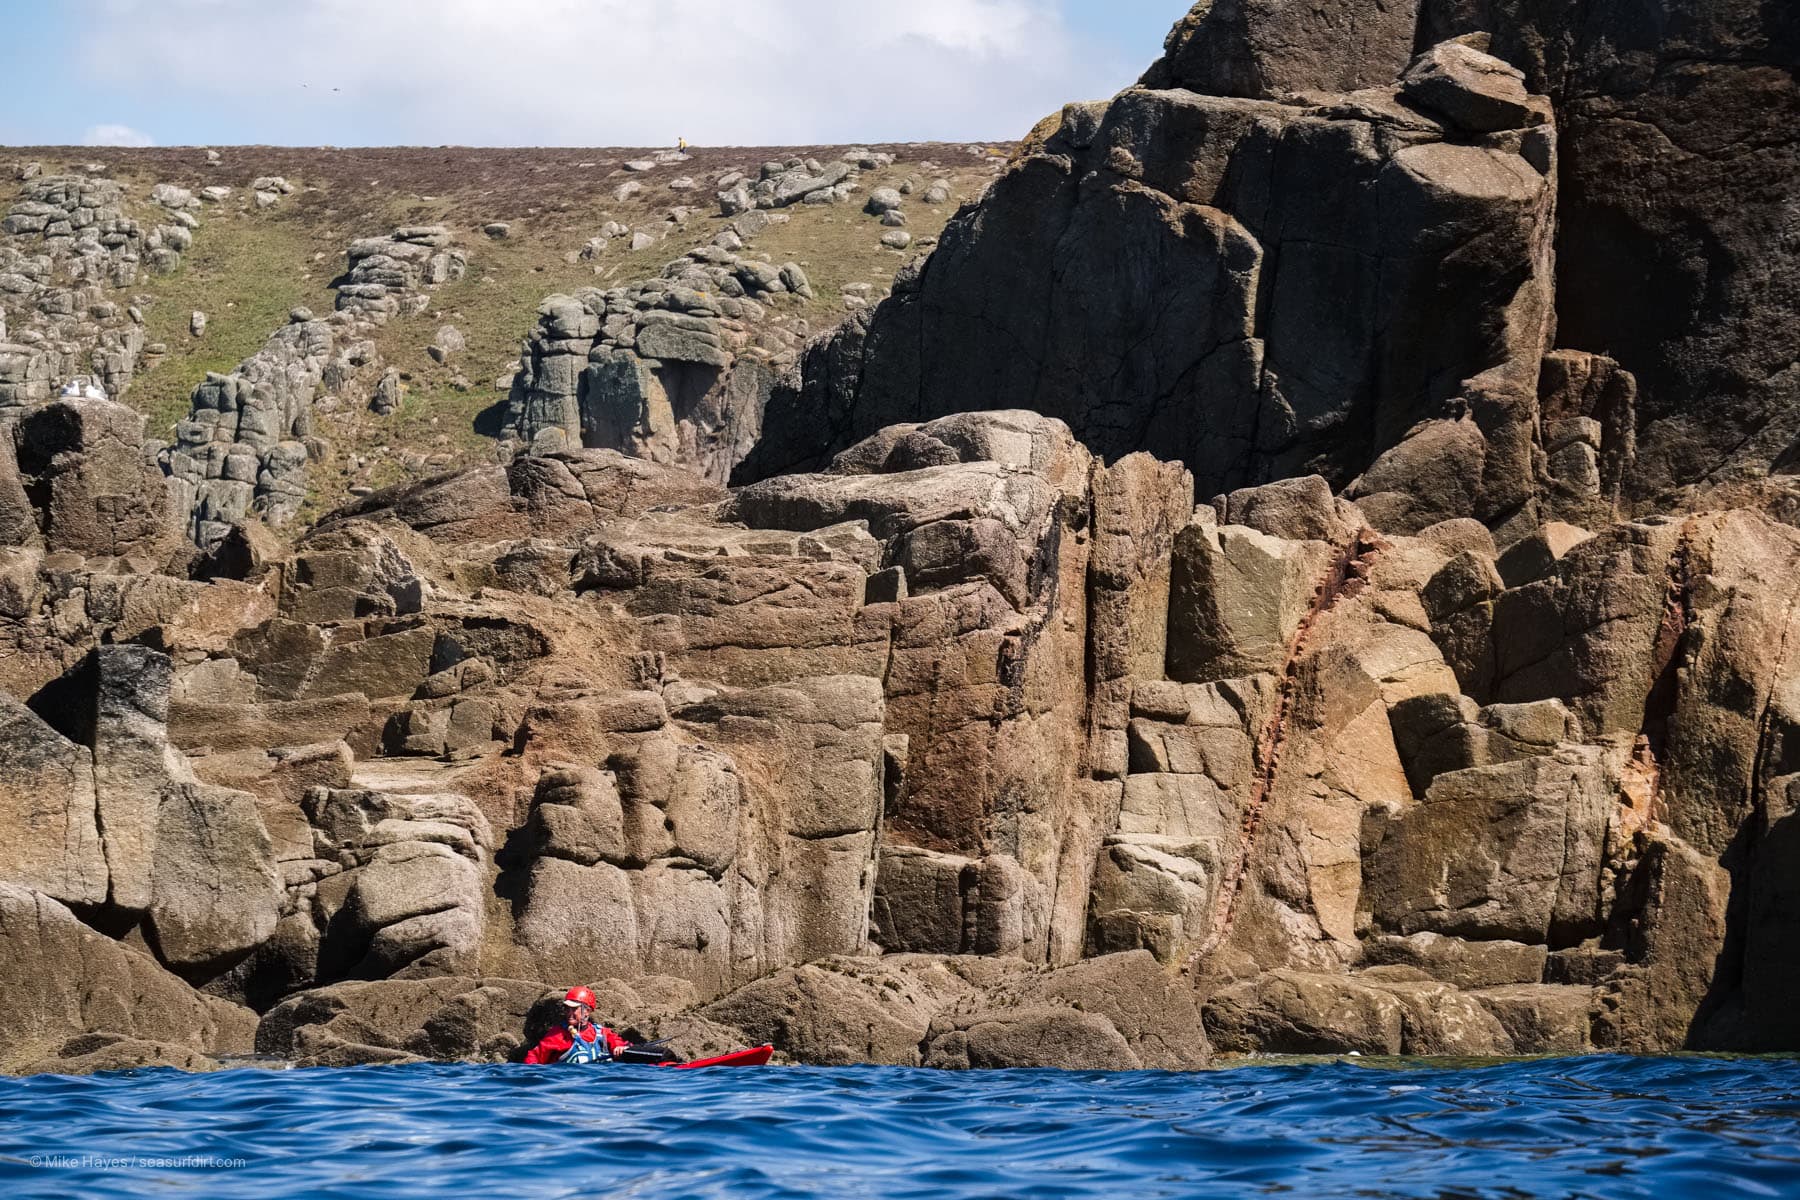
[{"x1": 0, "y1": 1055, "x2": 1793, "y2": 1198}]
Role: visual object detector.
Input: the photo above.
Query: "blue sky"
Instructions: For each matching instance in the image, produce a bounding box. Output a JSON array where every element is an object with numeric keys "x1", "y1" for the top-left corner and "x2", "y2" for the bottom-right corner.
[{"x1": 0, "y1": 1, "x2": 1181, "y2": 147}]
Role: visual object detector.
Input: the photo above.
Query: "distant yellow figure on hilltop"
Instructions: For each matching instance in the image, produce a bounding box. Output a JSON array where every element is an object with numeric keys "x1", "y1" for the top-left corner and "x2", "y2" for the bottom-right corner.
[{"x1": 678, "y1": 136, "x2": 688, "y2": 151}]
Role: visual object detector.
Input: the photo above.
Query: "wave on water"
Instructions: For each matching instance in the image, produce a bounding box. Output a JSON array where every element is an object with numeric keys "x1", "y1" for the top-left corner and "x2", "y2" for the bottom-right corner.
[{"x1": 0, "y1": 1055, "x2": 1795, "y2": 1199}]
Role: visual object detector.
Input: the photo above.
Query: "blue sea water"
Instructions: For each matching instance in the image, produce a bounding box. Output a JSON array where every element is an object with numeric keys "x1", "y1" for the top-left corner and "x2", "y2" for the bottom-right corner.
[{"x1": 0, "y1": 1056, "x2": 1795, "y2": 1199}]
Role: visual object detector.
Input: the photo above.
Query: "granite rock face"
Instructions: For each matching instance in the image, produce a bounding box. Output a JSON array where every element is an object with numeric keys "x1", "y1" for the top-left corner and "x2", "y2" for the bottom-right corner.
[
  {"x1": 743, "y1": 2, "x2": 1799, "y2": 548},
  {"x1": 4, "y1": 1, "x2": 1800, "y2": 1074},
  {"x1": 1, "y1": 397, "x2": 1794, "y2": 1069},
  {"x1": 741, "y1": 35, "x2": 1562, "y2": 547}
]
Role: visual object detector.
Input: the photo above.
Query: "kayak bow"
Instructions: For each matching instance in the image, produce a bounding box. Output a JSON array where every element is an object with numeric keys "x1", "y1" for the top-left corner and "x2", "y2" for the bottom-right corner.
[{"x1": 666, "y1": 1044, "x2": 774, "y2": 1069}]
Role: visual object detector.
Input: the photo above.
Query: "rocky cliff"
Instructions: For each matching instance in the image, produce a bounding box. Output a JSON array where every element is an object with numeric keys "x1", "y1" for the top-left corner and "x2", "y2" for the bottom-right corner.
[{"x1": 1, "y1": 0, "x2": 1798, "y2": 1073}]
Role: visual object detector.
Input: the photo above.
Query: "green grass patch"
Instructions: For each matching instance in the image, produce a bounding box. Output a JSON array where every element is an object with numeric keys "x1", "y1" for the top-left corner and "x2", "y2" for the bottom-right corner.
[
  {"x1": 88, "y1": 150, "x2": 991, "y2": 529},
  {"x1": 124, "y1": 207, "x2": 337, "y2": 438}
]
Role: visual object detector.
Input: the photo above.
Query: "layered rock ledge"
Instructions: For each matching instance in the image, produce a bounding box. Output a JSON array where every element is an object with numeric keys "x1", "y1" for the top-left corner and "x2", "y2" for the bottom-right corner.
[{"x1": 1, "y1": 397, "x2": 1796, "y2": 1070}]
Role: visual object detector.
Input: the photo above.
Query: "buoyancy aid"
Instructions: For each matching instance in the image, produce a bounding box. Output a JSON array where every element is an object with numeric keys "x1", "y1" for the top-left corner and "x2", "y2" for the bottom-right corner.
[{"x1": 560, "y1": 1023, "x2": 614, "y2": 1064}]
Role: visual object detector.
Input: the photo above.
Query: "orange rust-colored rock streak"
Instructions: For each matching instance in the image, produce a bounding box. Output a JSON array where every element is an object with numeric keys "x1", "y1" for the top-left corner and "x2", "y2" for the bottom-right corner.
[{"x1": 1183, "y1": 527, "x2": 1386, "y2": 975}]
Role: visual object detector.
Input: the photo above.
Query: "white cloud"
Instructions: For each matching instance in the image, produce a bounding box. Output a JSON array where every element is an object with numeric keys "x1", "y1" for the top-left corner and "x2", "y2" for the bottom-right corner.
[
  {"x1": 82, "y1": 122, "x2": 156, "y2": 147},
  {"x1": 73, "y1": 0, "x2": 1137, "y2": 144}
]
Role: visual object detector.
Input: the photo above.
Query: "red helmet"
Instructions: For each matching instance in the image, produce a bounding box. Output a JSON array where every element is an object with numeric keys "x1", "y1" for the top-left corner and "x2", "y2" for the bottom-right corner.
[{"x1": 562, "y1": 985, "x2": 598, "y2": 1009}]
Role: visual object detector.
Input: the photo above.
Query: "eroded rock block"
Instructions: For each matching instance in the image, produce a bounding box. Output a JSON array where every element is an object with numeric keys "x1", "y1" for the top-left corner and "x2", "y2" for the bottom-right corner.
[
  {"x1": 1203, "y1": 969, "x2": 1404, "y2": 1055},
  {"x1": 1365, "y1": 748, "x2": 1613, "y2": 944},
  {"x1": 1360, "y1": 931, "x2": 1547, "y2": 990},
  {"x1": 0, "y1": 884, "x2": 255, "y2": 1073},
  {"x1": 700, "y1": 956, "x2": 981, "y2": 1067},
  {"x1": 14, "y1": 398, "x2": 175, "y2": 559},
  {"x1": 1401, "y1": 39, "x2": 1548, "y2": 134},
  {"x1": 1141, "y1": 0, "x2": 1422, "y2": 99},
  {"x1": 1167, "y1": 517, "x2": 1335, "y2": 683},
  {"x1": 0, "y1": 692, "x2": 104, "y2": 906}
]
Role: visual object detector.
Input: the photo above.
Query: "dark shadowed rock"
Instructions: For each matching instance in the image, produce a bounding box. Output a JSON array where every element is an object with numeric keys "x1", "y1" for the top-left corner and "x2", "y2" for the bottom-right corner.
[
  {"x1": 1141, "y1": 0, "x2": 1422, "y2": 99},
  {"x1": 1421, "y1": 0, "x2": 1800, "y2": 503},
  {"x1": 739, "y1": 49, "x2": 1557, "y2": 545}
]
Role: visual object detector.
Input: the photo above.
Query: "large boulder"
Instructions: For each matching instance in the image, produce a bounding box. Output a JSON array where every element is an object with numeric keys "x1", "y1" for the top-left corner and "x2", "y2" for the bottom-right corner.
[
  {"x1": 924, "y1": 1005, "x2": 1137, "y2": 1070},
  {"x1": 257, "y1": 976, "x2": 551, "y2": 1066},
  {"x1": 1166, "y1": 514, "x2": 1336, "y2": 682},
  {"x1": 1474, "y1": 983, "x2": 1596, "y2": 1054},
  {"x1": 148, "y1": 781, "x2": 281, "y2": 970},
  {"x1": 1206, "y1": 968, "x2": 1515, "y2": 1057},
  {"x1": 0, "y1": 693, "x2": 105, "y2": 907},
  {"x1": 1400, "y1": 39, "x2": 1547, "y2": 134},
  {"x1": 20, "y1": 1032, "x2": 227, "y2": 1076},
  {"x1": 698, "y1": 956, "x2": 986, "y2": 1066},
  {"x1": 1364, "y1": 748, "x2": 1614, "y2": 945},
  {"x1": 697, "y1": 951, "x2": 1208, "y2": 1069},
  {"x1": 13, "y1": 398, "x2": 175, "y2": 559},
  {"x1": 1203, "y1": 969, "x2": 1405, "y2": 1055},
  {"x1": 0, "y1": 884, "x2": 255, "y2": 1073},
  {"x1": 1140, "y1": 0, "x2": 1422, "y2": 100},
  {"x1": 304, "y1": 787, "x2": 493, "y2": 980},
  {"x1": 1005, "y1": 950, "x2": 1211, "y2": 1068}
]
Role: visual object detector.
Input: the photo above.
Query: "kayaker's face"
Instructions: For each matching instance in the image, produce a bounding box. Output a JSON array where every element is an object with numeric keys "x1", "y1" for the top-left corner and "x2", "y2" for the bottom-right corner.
[{"x1": 567, "y1": 1003, "x2": 593, "y2": 1030}]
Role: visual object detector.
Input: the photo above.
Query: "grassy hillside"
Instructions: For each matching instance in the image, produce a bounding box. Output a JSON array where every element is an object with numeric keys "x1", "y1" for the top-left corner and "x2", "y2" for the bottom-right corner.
[{"x1": 4, "y1": 142, "x2": 1012, "y2": 518}]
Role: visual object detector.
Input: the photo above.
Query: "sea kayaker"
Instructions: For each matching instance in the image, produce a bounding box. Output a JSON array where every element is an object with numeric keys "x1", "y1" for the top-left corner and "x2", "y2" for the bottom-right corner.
[{"x1": 524, "y1": 985, "x2": 631, "y2": 1064}]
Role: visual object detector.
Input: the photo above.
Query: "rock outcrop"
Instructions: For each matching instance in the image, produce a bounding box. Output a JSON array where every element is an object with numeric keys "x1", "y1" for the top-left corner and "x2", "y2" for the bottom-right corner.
[
  {"x1": 741, "y1": 33, "x2": 1562, "y2": 547},
  {"x1": 336, "y1": 226, "x2": 467, "y2": 325},
  {"x1": 748, "y1": 1, "x2": 1798, "y2": 529},
  {"x1": 164, "y1": 311, "x2": 336, "y2": 546},
  {"x1": 164, "y1": 226, "x2": 465, "y2": 548},
  {"x1": 0, "y1": 174, "x2": 198, "y2": 413},
  {"x1": 1, "y1": 386, "x2": 1799, "y2": 1071},
  {"x1": 502, "y1": 244, "x2": 815, "y2": 482},
  {"x1": 0, "y1": 884, "x2": 257, "y2": 1074},
  {"x1": 718, "y1": 154, "x2": 890, "y2": 216}
]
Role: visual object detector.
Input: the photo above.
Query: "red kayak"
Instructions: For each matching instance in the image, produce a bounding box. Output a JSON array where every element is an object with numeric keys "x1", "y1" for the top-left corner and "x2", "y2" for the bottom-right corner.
[{"x1": 665, "y1": 1045, "x2": 774, "y2": 1069}]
